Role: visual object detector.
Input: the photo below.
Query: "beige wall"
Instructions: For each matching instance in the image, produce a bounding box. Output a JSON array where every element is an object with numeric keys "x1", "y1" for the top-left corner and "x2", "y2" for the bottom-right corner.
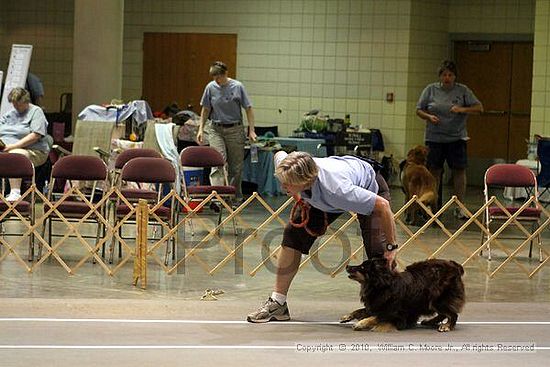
[
  {"x1": 123, "y1": 0, "x2": 416, "y2": 156},
  {"x1": 0, "y1": 0, "x2": 74, "y2": 112},
  {"x1": 531, "y1": 0, "x2": 550, "y2": 136},
  {"x1": 72, "y1": 0, "x2": 124, "y2": 128},
  {"x1": 405, "y1": 0, "x2": 450, "y2": 150},
  {"x1": 449, "y1": 0, "x2": 534, "y2": 34},
  {"x1": 0, "y1": 0, "x2": 542, "y2": 158}
]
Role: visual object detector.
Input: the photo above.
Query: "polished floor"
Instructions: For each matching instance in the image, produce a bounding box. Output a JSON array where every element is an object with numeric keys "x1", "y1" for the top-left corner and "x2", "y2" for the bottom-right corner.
[{"x1": 1, "y1": 185, "x2": 549, "y2": 366}]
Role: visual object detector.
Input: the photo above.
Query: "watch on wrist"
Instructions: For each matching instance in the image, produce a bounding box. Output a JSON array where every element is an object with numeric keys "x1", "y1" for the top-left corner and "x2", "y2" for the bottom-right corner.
[{"x1": 386, "y1": 243, "x2": 399, "y2": 252}]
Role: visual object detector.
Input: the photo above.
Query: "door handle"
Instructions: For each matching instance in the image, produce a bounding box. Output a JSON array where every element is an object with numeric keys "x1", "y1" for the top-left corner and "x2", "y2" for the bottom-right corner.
[
  {"x1": 509, "y1": 111, "x2": 530, "y2": 116},
  {"x1": 482, "y1": 110, "x2": 507, "y2": 115}
]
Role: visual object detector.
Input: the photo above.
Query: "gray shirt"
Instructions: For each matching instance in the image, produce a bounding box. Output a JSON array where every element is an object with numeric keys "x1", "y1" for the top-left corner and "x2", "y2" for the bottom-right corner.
[
  {"x1": 0, "y1": 103, "x2": 50, "y2": 152},
  {"x1": 274, "y1": 152, "x2": 379, "y2": 215},
  {"x1": 416, "y1": 82, "x2": 480, "y2": 143},
  {"x1": 26, "y1": 72, "x2": 45, "y2": 105},
  {"x1": 200, "y1": 78, "x2": 252, "y2": 124}
]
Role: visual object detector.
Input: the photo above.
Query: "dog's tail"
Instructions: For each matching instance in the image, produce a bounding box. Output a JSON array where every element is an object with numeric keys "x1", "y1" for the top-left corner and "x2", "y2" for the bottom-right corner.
[{"x1": 450, "y1": 260, "x2": 465, "y2": 276}]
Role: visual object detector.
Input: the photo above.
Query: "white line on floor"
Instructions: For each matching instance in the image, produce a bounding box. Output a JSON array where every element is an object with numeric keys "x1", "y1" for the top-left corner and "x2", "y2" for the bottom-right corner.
[
  {"x1": 0, "y1": 345, "x2": 294, "y2": 350},
  {"x1": 0, "y1": 318, "x2": 549, "y2": 325},
  {"x1": 0, "y1": 345, "x2": 547, "y2": 351}
]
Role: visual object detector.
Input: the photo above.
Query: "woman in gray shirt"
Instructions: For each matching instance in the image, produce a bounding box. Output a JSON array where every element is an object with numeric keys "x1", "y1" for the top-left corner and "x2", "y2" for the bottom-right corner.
[
  {"x1": 416, "y1": 60, "x2": 483, "y2": 218},
  {"x1": 196, "y1": 61, "x2": 256, "y2": 203},
  {"x1": 0, "y1": 87, "x2": 49, "y2": 201}
]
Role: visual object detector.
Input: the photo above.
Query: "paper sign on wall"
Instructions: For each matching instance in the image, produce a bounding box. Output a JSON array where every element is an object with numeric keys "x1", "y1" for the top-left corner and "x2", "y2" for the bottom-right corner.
[{"x1": 0, "y1": 44, "x2": 33, "y2": 117}]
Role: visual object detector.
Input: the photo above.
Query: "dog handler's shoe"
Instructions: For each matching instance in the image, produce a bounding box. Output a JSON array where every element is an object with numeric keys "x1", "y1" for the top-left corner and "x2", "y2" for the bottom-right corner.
[{"x1": 247, "y1": 298, "x2": 290, "y2": 323}]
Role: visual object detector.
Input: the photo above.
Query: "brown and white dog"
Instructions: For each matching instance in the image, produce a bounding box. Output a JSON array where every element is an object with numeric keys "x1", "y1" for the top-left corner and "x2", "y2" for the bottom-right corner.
[{"x1": 400, "y1": 145, "x2": 437, "y2": 225}]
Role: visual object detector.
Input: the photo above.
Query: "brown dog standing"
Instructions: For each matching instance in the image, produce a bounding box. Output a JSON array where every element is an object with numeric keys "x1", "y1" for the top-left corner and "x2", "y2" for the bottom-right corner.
[{"x1": 401, "y1": 145, "x2": 437, "y2": 224}]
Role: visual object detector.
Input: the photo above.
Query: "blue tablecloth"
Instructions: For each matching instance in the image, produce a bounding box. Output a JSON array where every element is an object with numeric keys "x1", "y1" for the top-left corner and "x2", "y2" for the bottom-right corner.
[
  {"x1": 272, "y1": 137, "x2": 327, "y2": 157},
  {"x1": 242, "y1": 149, "x2": 282, "y2": 196}
]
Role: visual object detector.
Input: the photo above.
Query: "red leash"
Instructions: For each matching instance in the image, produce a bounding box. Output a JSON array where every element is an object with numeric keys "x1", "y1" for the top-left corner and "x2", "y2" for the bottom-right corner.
[{"x1": 289, "y1": 194, "x2": 328, "y2": 237}]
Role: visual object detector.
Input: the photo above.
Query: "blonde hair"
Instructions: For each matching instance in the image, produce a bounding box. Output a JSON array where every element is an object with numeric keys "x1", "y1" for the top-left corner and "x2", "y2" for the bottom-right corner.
[
  {"x1": 8, "y1": 87, "x2": 31, "y2": 103},
  {"x1": 275, "y1": 151, "x2": 318, "y2": 186}
]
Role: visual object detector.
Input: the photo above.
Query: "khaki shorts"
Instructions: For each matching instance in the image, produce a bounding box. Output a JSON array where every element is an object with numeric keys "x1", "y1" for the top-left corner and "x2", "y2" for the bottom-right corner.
[{"x1": 9, "y1": 148, "x2": 49, "y2": 167}]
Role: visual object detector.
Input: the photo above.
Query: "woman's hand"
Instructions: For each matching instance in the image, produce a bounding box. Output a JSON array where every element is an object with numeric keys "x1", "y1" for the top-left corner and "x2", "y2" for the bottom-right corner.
[
  {"x1": 384, "y1": 250, "x2": 397, "y2": 271},
  {"x1": 428, "y1": 114, "x2": 440, "y2": 124},
  {"x1": 248, "y1": 128, "x2": 257, "y2": 142},
  {"x1": 2, "y1": 144, "x2": 16, "y2": 152}
]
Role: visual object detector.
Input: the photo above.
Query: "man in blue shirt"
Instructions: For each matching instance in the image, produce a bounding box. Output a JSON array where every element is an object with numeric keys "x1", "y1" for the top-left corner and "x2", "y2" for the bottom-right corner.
[
  {"x1": 247, "y1": 151, "x2": 397, "y2": 323},
  {"x1": 0, "y1": 87, "x2": 49, "y2": 201}
]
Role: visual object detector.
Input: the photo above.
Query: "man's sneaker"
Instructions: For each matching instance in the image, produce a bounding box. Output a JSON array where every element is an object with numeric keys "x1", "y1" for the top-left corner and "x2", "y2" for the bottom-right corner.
[{"x1": 247, "y1": 297, "x2": 290, "y2": 323}]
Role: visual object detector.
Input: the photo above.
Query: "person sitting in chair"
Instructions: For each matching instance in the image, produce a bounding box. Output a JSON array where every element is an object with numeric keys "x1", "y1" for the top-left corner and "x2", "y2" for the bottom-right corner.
[{"x1": 0, "y1": 87, "x2": 50, "y2": 201}]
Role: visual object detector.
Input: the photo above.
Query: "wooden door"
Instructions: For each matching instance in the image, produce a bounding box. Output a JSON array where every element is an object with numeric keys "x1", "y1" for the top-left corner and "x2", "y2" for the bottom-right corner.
[
  {"x1": 509, "y1": 43, "x2": 533, "y2": 161},
  {"x1": 142, "y1": 33, "x2": 237, "y2": 112},
  {"x1": 455, "y1": 41, "x2": 533, "y2": 162}
]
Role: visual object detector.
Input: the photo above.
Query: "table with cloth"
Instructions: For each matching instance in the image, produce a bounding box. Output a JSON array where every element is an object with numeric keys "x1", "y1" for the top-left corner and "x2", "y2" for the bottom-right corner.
[
  {"x1": 272, "y1": 137, "x2": 327, "y2": 157},
  {"x1": 242, "y1": 147, "x2": 282, "y2": 196},
  {"x1": 503, "y1": 159, "x2": 550, "y2": 202}
]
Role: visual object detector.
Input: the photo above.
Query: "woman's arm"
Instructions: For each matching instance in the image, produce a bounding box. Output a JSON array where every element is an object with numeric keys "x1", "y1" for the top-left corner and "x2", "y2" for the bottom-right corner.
[
  {"x1": 2, "y1": 132, "x2": 41, "y2": 151},
  {"x1": 245, "y1": 107, "x2": 256, "y2": 141},
  {"x1": 196, "y1": 106, "x2": 210, "y2": 144},
  {"x1": 450, "y1": 102, "x2": 484, "y2": 114},
  {"x1": 416, "y1": 109, "x2": 440, "y2": 124}
]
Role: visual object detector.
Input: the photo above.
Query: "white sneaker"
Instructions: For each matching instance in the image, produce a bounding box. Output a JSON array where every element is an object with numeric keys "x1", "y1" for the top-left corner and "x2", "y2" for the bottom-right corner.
[{"x1": 5, "y1": 192, "x2": 22, "y2": 202}]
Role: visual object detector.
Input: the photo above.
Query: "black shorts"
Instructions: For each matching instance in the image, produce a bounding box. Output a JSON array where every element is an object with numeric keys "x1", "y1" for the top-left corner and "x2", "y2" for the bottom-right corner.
[
  {"x1": 282, "y1": 173, "x2": 390, "y2": 259},
  {"x1": 426, "y1": 140, "x2": 468, "y2": 170}
]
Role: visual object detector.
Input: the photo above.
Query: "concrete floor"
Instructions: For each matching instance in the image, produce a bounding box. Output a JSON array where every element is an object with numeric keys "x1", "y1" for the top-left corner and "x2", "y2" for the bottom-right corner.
[{"x1": 1, "y1": 186, "x2": 550, "y2": 366}]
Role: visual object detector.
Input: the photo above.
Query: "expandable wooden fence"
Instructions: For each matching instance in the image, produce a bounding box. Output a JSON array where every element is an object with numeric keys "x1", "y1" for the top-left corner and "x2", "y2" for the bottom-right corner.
[{"x1": 2, "y1": 186, "x2": 549, "y2": 287}]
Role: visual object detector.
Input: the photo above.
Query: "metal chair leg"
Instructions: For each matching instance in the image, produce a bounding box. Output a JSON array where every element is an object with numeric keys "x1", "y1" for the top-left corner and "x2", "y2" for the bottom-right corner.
[
  {"x1": 486, "y1": 220, "x2": 492, "y2": 261},
  {"x1": 28, "y1": 227, "x2": 34, "y2": 262},
  {"x1": 118, "y1": 226, "x2": 123, "y2": 259},
  {"x1": 92, "y1": 221, "x2": 102, "y2": 265},
  {"x1": 528, "y1": 222, "x2": 536, "y2": 258}
]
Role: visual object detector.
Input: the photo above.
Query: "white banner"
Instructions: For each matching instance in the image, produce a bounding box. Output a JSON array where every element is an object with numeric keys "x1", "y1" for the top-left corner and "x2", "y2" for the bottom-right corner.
[{"x1": 0, "y1": 44, "x2": 33, "y2": 117}]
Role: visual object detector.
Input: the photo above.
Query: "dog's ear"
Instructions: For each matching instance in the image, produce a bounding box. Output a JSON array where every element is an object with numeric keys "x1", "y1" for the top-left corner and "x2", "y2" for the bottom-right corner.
[
  {"x1": 365, "y1": 258, "x2": 394, "y2": 286},
  {"x1": 364, "y1": 258, "x2": 386, "y2": 273}
]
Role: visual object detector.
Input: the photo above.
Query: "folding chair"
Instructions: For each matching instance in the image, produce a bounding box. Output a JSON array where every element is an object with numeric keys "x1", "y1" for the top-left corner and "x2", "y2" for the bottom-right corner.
[
  {"x1": 536, "y1": 137, "x2": 550, "y2": 206},
  {"x1": 113, "y1": 157, "x2": 176, "y2": 264},
  {"x1": 481, "y1": 163, "x2": 543, "y2": 262},
  {"x1": 53, "y1": 119, "x2": 115, "y2": 163},
  {"x1": 179, "y1": 146, "x2": 237, "y2": 236},
  {"x1": 42, "y1": 155, "x2": 108, "y2": 260},
  {"x1": 0, "y1": 153, "x2": 36, "y2": 261},
  {"x1": 111, "y1": 148, "x2": 162, "y2": 199}
]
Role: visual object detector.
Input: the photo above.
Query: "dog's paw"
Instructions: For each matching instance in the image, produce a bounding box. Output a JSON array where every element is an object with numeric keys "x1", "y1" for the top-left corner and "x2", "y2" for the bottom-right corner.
[
  {"x1": 352, "y1": 323, "x2": 369, "y2": 331},
  {"x1": 438, "y1": 324, "x2": 452, "y2": 332},
  {"x1": 371, "y1": 322, "x2": 397, "y2": 333},
  {"x1": 339, "y1": 314, "x2": 354, "y2": 323},
  {"x1": 352, "y1": 316, "x2": 378, "y2": 331}
]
